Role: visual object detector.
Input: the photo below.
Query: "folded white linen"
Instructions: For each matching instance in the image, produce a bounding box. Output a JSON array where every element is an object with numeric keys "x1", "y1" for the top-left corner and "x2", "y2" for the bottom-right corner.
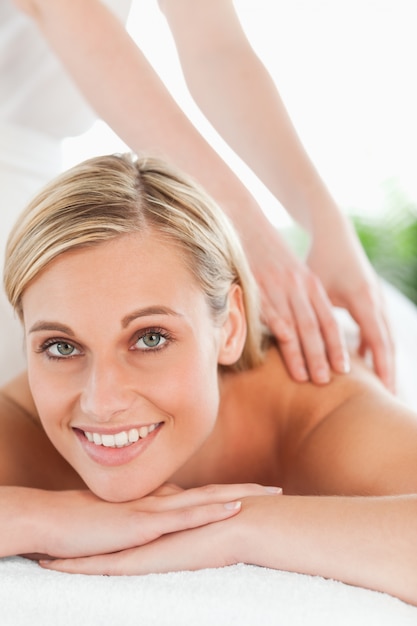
[{"x1": 0, "y1": 557, "x2": 416, "y2": 626}]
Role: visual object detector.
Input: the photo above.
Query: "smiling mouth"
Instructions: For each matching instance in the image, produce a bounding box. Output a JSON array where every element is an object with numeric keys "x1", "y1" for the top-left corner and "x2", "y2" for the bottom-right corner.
[{"x1": 82, "y1": 424, "x2": 161, "y2": 449}]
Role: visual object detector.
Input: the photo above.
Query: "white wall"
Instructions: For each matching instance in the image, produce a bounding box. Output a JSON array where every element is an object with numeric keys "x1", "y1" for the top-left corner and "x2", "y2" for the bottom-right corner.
[{"x1": 63, "y1": 0, "x2": 417, "y2": 226}]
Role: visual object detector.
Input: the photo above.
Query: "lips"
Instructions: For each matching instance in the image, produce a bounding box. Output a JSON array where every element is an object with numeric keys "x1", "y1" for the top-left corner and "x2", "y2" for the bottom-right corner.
[{"x1": 73, "y1": 422, "x2": 163, "y2": 467}]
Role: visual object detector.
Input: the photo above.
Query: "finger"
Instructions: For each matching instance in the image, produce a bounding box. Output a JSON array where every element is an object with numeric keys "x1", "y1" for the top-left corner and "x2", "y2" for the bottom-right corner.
[
  {"x1": 141, "y1": 483, "x2": 282, "y2": 513},
  {"x1": 135, "y1": 500, "x2": 244, "y2": 543},
  {"x1": 40, "y1": 500, "x2": 244, "y2": 567},
  {"x1": 307, "y1": 276, "x2": 350, "y2": 376},
  {"x1": 375, "y1": 312, "x2": 396, "y2": 392},
  {"x1": 261, "y1": 296, "x2": 309, "y2": 382},
  {"x1": 289, "y1": 303, "x2": 329, "y2": 384},
  {"x1": 348, "y1": 292, "x2": 396, "y2": 392},
  {"x1": 39, "y1": 553, "x2": 120, "y2": 575},
  {"x1": 261, "y1": 274, "x2": 339, "y2": 384},
  {"x1": 360, "y1": 320, "x2": 395, "y2": 392},
  {"x1": 40, "y1": 534, "x2": 198, "y2": 576},
  {"x1": 283, "y1": 273, "x2": 336, "y2": 385},
  {"x1": 39, "y1": 551, "x2": 133, "y2": 576},
  {"x1": 40, "y1": 522, "x2": 233, "y2": 576},
  {"x1": 49, "y1": 500, "x2": 243, "y2": 560},
  {"x1": 149, "y1": 483, "x2": 184, "y2": 497}
]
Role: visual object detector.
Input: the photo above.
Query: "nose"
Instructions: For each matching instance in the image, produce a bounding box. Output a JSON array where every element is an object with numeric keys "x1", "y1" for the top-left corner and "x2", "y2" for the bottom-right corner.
[{"x1": 80, "y1": 355, "x2": 136, "y2": 422}]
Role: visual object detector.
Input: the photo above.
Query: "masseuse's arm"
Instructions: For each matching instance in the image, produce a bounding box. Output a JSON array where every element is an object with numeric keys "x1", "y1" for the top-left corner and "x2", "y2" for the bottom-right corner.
[
  {"x1": 160, "y1": 0, "x2": 394, "y2": 390},
  {"x1": 14, "y1": 0, "x2": 369, "y2": 386}
]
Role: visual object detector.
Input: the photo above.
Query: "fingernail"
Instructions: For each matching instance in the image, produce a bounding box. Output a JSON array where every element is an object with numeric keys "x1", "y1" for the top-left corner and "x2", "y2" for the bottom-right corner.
[
  {"x1": 265, "y1": 486, "x2": 282, "y2": 494},
  {"x1": 339, "y1": 352, "x2": 350, "y2": 374},
  {"x1": 224, "y1": 501, "x2": 242, "y2": 510},
  {"x1": 296, "y1": 366, "x2": 309, "y2": 381},
  {"x1": 275, "y1": 319, "x2": 292, "y2": 341},
  {"x1": 341, "y1": 359, "x2": 350, "y2": 374},
  {"x1": 315, "y1": 367, "x2": 330, "y2": 384}
]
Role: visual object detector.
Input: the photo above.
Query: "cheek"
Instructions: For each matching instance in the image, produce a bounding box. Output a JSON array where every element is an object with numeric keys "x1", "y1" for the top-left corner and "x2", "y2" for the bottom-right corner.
[
  {"x1": 27, "y1": 363, "x2": 73, "y2": 440},
  {"x1": 173, "y1": 353, "x2": 221, "y2": 437}
]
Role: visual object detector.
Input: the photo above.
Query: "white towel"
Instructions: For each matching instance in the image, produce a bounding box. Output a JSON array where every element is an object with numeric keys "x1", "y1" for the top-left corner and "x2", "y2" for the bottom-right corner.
[{"x1": 0, "y1": 557, "x2": 416, "y2": 626}]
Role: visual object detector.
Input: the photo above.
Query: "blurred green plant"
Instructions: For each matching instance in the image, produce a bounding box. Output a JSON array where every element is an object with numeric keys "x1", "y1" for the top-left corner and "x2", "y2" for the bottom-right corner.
[
  {"x1": 282, "y1": 179, "x2": 417, "y2": 306},
  {"x1": 351, "y1": 181, "x2": 417, "y2": 305}
]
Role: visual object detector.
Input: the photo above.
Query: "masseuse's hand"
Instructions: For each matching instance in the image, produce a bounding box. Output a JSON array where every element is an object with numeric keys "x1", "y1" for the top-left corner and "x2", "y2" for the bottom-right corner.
[
  {"x1": 38, "y1": 491, "x2": 282, "y2": 575},
  {"x1": 307, "y1": 219, "x2": 395, "y2": 392},
  {"x1": 244, "y1": 215, "x2": 394, "y2": 391},
  {"x1": 31, "y1": 483, "x2": 277, "y2": 560},
  {"x1": 244, "y1": 221, "x2": 349, "y2": 385}
]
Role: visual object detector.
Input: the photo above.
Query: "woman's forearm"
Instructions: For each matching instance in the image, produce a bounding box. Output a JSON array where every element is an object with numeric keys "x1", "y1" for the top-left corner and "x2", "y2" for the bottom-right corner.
[
  {"x1": 37, "y1": 491, "x2": 417, "y2": 606},
  {"x1": 0, "y1": 487, "x2": 46, "y2": 556},
  {"x1": 238, "y1": 494, "x2": 417, "y2": 606},
  {"x1": 0, "y1": 482, "x2": 274, "y2": 561}
]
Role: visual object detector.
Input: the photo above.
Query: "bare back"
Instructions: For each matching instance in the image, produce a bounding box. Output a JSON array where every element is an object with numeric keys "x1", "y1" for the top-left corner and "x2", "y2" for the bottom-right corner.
[{"x1": 173, "y1": 346, "x2": 417, "y2": 496}]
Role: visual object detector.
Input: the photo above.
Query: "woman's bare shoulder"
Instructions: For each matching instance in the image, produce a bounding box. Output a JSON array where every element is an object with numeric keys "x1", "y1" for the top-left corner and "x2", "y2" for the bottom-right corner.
[
  {"x1": 0, "y1": 373, "x2": 84, "y2": 490},
  {"x1": 1, "y1": 372, "x2": 39, "y2": 421},
  {"x1": 275, "y1": 351, "x2": 417, "y2": 496}
]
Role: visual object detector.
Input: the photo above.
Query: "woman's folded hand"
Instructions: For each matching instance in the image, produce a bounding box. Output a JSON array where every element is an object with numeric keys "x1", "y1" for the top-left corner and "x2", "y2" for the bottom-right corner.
[
  {"x1": 37, "y1": 488, "x2": 282, "y2": 575},
  {"x1": 21, "y1": 483, "x2": 281, "y2": 562}
]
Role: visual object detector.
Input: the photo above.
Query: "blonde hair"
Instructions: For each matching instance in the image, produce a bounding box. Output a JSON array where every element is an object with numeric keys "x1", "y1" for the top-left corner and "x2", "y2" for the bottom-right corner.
[{"x1": 4, "y1": 153, "x2": 266, "y2": 370}]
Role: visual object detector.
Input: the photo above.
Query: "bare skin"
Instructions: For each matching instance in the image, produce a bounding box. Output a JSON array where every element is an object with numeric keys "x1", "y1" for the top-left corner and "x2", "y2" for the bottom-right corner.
[
  {"x1": 2, "y1": 347, "x2": 417, "y2": 606},
  {"x1": 0, "y1": 233, "x2": 416, "y2": 604},
  {"x1": 0, "y1": 375, "x2": 83, "y2": 490},
  {"x1": 2, "y1": 347, "x2": 414, "y2": 497},
  {"x1": 11, "y1": 0, "x2": 394, "y2": 389}
]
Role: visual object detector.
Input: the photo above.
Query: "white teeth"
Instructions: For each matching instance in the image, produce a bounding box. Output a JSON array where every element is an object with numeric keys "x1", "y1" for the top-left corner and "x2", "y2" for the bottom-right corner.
[
  {"x1": 83, "y1": 425, "x2": 158, "y2": 448},
  {"x1": 128, "y1": 428, "x2": 139, "y2": 443},
  {"x1": 114, "y1": 431, "x2": 128, "y2": 448},
  {"x1": 101, "y1": 434, "x2": 115, "y2": 448},
  {"x1": 139, "y1": 426, "x2": 149, "y2": 439}
]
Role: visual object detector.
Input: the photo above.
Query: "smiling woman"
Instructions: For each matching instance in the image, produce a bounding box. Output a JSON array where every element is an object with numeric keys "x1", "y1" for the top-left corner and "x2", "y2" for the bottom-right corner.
[
  {"x1": 1, "y1": 153, "x2": 417, "y2": 605},
  {"x1": 22, "y1": 231, "x2": 242, "y2": 501}
]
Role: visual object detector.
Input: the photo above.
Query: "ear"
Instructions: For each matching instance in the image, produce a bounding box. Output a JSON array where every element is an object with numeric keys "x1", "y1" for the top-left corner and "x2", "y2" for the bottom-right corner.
[{"x1": 218, "y1": 284, "x2": 247, "y2": 366}]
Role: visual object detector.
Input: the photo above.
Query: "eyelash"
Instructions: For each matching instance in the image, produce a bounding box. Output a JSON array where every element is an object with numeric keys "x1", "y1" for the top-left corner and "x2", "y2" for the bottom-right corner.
[
  {"x1": 36, "y1": 338, "x2": 82, "y2": 361},
  {"x1": 131, "y1": 327, "x2": 173, "y2": 353},
  {"x1": 36, "y1": 328, "x2": 173, "y2": 361}
]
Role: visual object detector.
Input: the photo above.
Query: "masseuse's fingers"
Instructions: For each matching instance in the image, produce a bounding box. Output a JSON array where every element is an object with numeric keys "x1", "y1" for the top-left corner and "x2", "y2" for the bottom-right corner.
[
  {"x1": 261, "y1": 270, "x2": 347, "y2": 385},
  {"x1": 287, "y1": 272, "x2": 349, "y2": 383},
  {"x1": 242, "y1": 220, "x2": 350, "y2": 385},
  {"x1": 349, "y1": 289, "x2": 395, "y2": 393}
]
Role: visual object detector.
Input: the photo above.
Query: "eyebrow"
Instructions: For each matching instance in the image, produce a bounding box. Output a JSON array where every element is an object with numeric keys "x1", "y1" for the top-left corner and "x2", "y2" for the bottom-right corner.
[
  {"x1": 28, "y1": 306, "x2": 182, "y2": 335},
  {"x1": 28, "y1": 321, "x2": 75, "y2": 336},
  {"x1": 121, "y1": 306, "x2": 183, "y2": 328}
]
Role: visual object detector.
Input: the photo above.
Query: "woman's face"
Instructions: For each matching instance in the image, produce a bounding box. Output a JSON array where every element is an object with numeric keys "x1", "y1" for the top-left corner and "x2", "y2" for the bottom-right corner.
[{"x1": 22, "y1": 231, "x2": 243, "y2": 502}]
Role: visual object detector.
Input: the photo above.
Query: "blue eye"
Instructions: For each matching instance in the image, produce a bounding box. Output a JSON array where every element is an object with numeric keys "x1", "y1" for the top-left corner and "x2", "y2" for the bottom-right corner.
[{"x1": 135, "y1": 331, "x2": 168, "y2": 351}]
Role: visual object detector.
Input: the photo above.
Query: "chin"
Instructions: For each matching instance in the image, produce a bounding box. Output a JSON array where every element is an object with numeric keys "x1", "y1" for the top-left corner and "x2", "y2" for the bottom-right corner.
[{"x1": 83, "y1": 471, "x2": 164, "y2": 503}]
